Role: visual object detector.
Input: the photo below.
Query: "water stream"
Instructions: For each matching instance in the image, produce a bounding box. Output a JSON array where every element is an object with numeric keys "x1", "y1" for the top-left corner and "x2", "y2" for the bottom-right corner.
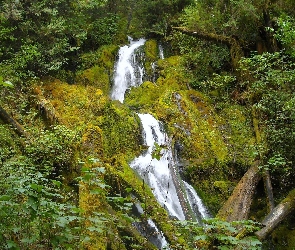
[{"x1": 110, "y1": 38, "x2": 209, "y2": 248}]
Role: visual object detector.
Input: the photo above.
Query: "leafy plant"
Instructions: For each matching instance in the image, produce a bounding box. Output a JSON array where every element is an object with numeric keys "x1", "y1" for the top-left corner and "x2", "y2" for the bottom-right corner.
[{"x1": 175, "y1": 218, "x2": 262, "y2": 249}]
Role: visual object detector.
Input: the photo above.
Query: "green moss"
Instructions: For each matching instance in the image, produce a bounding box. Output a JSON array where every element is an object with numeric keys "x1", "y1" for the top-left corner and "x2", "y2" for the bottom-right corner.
[
  {"x1": 98, "y1": 101, "x2": 142, "y2": 159},
  {"x1": 77, "y1": 45, "x2": 119, "y2": 93},
  {"x1": 80, "y1": 44, "x2": 119, "y2": 70},
  {"x1": 78, "y1": 66, "x2": 111, "y2": 94},
  {"x1": 271, "y1": 223, "x2": 295, "y2": 250},
  {"x1": 144, "y1": 39, "x2": 158, "y2": 62}
]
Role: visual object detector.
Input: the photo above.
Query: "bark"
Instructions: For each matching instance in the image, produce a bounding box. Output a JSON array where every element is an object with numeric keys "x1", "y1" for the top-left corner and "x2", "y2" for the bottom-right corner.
[
  {"x1": 173, "y1": 26, "x2": 244, "y2": 69},
  {"x1": 217, "y1": 161, "x2": 262, "y2": 222},
  {"x1": 0, "y1": 106, "x2": 29, "y2": 138},
  {"x1": 255, "y1": 189, "x2": 295, "y2": 241},
  {"x1": 263, "y1": 170, "x2": 275, "y2": 212}
]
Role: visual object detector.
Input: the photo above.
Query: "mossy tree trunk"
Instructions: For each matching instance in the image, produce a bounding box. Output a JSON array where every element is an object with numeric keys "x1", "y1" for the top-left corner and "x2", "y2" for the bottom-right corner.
[{"x1": 217, "y1": 161, "x2": 262, "y2": 221}]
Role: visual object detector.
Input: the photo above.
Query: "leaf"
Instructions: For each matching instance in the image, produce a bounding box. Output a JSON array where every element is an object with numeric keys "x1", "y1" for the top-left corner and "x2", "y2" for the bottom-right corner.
[
  {"x1": 93, "y1": 167, "x2": 105, "y2": 173},
  {"x1": 194, "y1": 235, "x2": 207, "y2": 241},
  {"x1": 0, "y1": 195, "x2": 11, "y2": 201},
  {"x1": 125, "y1": 187, "x2": 133, "y2": 193},
  {"x1": 30, "y1": 183, "x2": 43, "y2": 192},
  {"x1": 6, "y1": 240, "x2": 19, "y2": 249},
  {"x1": 0, "y1": 77, "x2": 14, "y2": 88},
  {"x1": 90, "y1": 188, "x2": 103, "y2": 194},
  {"x1": 52, "y1": 180, "x2": 62, "y2": 187},
  {"x1": 27, "y1": 196, "x2": 38, "y2": 211},
  {"x1": 87, "y1": 226, "x2": 103, "y2": 233},
  {"x1": 56, "y1": 216, "x2": 69, "y2": 227}
]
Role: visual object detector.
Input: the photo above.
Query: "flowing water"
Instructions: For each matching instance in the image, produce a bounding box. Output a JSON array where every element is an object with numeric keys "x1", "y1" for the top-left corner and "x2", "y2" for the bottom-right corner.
[
  {"x1": 110, "y1": 38, "x2": 209, "y2": 248},
  {"x1": 111, "y1": 37, "x2": 146, "y2": 102},
  {"x1": 130, "y1": 113, "x2": 185, "y2": 220}
]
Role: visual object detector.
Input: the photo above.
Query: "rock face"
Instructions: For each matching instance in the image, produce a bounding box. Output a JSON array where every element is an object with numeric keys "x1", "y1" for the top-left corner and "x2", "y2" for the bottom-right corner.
[{"x1": 217, "y1": 161, "x2": 261, "y2": 221}]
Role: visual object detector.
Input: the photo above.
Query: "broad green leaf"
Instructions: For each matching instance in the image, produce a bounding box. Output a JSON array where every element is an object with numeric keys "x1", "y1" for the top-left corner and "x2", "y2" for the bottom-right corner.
[{"x1": 0, "y1": 195, "x2": 11, "y2": 201}]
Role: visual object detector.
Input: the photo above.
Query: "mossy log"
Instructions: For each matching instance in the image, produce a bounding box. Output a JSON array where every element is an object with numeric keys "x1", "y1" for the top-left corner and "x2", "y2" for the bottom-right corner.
[
  {"x1": 0, "y1": 106, "x2": 28, "y2": 138},
  {"x1": 255, "y1": 189, "x2": 295, "y2": 241},
  {"x1": 217, "y1": 161, "x2": 261, "y2": 221},
  {"x1": 173, "y1": 26, "x2": 244, "y2": 69}
]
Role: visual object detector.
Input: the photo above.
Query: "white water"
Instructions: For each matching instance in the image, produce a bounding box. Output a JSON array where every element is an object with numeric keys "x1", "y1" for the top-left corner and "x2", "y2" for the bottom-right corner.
[
  {"x1": 130, "y1": 114, "x2": 185, "y2": 220},
  {"x1": 184, "y1": 181, "x2": 210, "y2": 220},
  {"x1": 111, "y1": 38, "x2": 146, "y2": 102},
  {"x1": 158, "y1": 45, "x2": 164, "y2": 60},
  {"x1": 133, "y1": 202, "x2": 169, "y2": 249}
]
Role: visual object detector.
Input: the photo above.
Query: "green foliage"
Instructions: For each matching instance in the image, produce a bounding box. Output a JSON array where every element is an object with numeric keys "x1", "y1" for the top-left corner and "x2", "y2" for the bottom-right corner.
[
  {"x1": 0, "y1": 76, "x2": 13, "y2": 88},
  {"x1": 84, "y1": 13, "x2": 120, "y2": 49},
  {"x1": 171, "y1": 32, "x2": 230, "y2": 86},
  {"x1": 239, "y1": 51, "x2": 295, "y2": 192},
  {"x1": 175, "y1": 218, "x2": 262, "y2": 249},
  {"x1": 98, "y1": 101, "x2": 141, "y2": 158},
  {"x1": 131, "y1": 0, "x2": 193, "y2": 36},
  {"x1": 274, "y1": 15, "x2": 295, "y2": 58},
  {"x1": 179, "y1": 0, "x2": 262, "y2": 41},
  {"x1": 25, "y1": 125, "x2": 80, "y2": 173},
  {"x1": 0, "y1": 0, "x2": 123, "y2": 81},
  {"x1": 0, "y1": 157, "x2": 82, "y2": 249}
]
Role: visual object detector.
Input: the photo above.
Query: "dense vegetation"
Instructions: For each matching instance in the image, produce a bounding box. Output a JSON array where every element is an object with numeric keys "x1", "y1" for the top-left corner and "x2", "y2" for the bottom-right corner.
[{"x1": 1, "y1": 0, "x2": 295, "y2": 249}]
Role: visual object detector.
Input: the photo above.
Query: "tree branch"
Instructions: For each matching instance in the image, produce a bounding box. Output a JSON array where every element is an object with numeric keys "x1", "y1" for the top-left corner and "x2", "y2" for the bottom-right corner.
[
  {"x1": 33, "y1": 87, "x2": 60, "y2": 125},
  {"x1": 0, "y1": 106, "x2": 29, "y2": 138},
  {"x1": 255, "y1": 189, "x2": 295, "y2": 241},
  {"x1": 173, "y1": 26, "x2": 234, "y2": 47}
]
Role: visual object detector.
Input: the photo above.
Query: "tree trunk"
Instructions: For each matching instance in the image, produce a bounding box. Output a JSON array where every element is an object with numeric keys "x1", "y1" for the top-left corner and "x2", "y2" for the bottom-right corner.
[
  {"x1": 173, "y1": 26, "x2": 244, "y2": 69},
  {"x1": 217, "y1": 161, "x2": 261, "y2": 221},
  {"x1": 255, "y1": 189, "x2": 295, "y2": 241},
  {"x1": 263, "y1": 170, "x2": 275, "y2": 212},
  {"x1": 0, "y1": 106, "x2": 28, "y2": 138}
]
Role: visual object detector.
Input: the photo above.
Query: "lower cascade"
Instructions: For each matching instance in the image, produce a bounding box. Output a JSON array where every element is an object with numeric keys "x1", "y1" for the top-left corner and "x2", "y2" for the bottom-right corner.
[
  {"x1": 131, "y1": 114, "x2": 210, "y2": 223},
  {"x1": 110, "y1": 37, "x2": 210, "y2": 249},
  {"x1": 130, "y1": 113, "x2": 185, "y2": 221}
]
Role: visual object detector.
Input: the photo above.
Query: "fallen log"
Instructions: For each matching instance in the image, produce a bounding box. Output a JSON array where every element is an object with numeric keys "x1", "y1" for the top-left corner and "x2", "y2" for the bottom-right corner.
[
  {"x1": 217, "y1": 161, "x2": 261, "y2": 221},
  {"x1": 255, "y1": 189, "x2": 295, "y2": 241},
  {"x1": 0, "y1": 106, "x2": 29, "y2": 138}
]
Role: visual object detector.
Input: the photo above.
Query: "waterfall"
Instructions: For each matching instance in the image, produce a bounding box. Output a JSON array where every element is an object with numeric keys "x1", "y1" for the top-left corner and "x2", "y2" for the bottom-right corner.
[
  {"x1": 110, "y1": 38, "x2": 210, "y2": 248},
  {"x1": 130, "y1": 114, "x2": 185, "y2": 220},
  {"x1": 111, "y1": 37, "x2": 146, "y2": 102}
]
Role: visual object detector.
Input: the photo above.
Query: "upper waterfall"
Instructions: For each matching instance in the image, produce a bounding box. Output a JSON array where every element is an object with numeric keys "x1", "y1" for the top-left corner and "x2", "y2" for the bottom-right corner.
[{"x1": 111, "y1": 38, "x2": 146, "y2": 102}]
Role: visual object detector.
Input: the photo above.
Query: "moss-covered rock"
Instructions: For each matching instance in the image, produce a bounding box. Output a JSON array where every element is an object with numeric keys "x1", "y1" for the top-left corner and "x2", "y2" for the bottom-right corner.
[{"x1": 125, "y1": 54, "x2": 256, "y2": 215}]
